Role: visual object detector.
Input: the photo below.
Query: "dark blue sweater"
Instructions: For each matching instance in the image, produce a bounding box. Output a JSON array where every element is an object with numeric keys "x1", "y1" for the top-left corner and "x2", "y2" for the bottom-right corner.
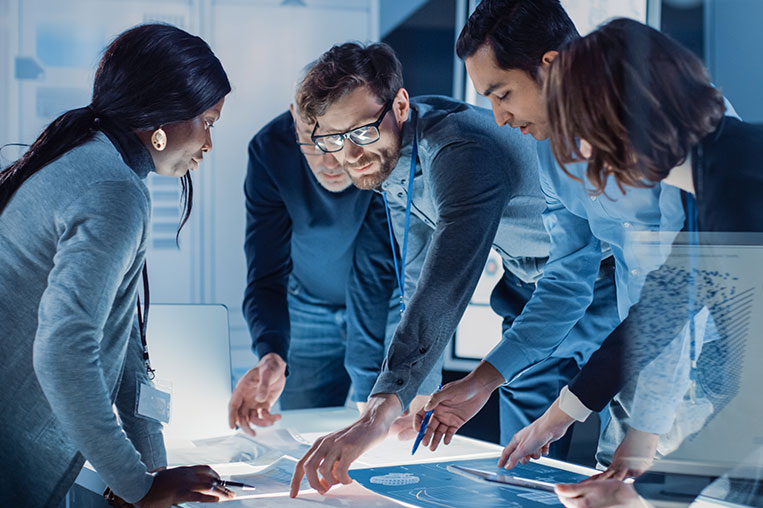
[{"x1": 242, "y1": 112, "x2": 395, "y2": 394}]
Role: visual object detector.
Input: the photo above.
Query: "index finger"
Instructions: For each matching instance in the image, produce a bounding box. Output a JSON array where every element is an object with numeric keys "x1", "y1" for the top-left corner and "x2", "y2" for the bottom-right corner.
[
  {"x1": 228, "y1": 387, "x2": 244, "y2": 429},
  {"x1": 498, "y1": 437, "x2": 519, "y2": 468},
  {"x1": 290, "y1": 457, "x2": 307, "y2": 498},
  {"x1": 190, "y1": 464, "x2": 221, "y2": 481}
]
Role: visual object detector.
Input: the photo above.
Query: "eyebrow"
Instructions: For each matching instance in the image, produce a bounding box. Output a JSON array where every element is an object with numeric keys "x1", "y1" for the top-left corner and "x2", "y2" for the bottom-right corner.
[
  {"x1": 482, "y1": 83, "x2": 501, "y2": 97},
  {"x1": 316, "y1": 115, "x2": 375, "y2": 135},
  {"x1": 316, "y1": 102, "x2": 387, "y2": 134}
]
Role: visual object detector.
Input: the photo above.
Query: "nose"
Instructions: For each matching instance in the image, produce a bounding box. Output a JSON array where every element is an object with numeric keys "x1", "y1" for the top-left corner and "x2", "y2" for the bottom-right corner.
[
  {"x1": 322, "y1": 151, "x2": 340, "y2": 169},
  {"x1": 202, "y1": 128, "x2": 213, "y2": 152},
  {"x1": 489, "y1": 99, "x2": 511, "y2": 127},
  {"x1": 343, "y1": 140, "x2": 364, "y2": 164}
]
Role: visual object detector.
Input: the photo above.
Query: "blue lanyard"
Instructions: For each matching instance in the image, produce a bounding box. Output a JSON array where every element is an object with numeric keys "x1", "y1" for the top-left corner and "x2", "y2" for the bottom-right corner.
[
  {"x1": 686, "y1": 189, "x2": 699, "y2": 398},
  {"x1": 383, "y1": 136, "x2": 418, "y2": 314}
]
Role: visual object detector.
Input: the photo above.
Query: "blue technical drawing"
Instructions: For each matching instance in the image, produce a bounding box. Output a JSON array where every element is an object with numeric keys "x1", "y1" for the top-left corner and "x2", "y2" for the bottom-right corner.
[{"x1": 351, "y1": 457, "x2": 589, "y2": 508}]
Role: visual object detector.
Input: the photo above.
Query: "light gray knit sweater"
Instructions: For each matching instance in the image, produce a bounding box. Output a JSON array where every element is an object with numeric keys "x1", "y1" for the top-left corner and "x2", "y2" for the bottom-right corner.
[{"x1": 0, "y1": 130, "x2": 166, "y2": 506}]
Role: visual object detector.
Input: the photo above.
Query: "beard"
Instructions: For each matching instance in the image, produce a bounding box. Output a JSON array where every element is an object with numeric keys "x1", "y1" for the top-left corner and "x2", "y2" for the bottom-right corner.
[{"x1": 343, "y1": 137, "x2": 402, "y2": 190}]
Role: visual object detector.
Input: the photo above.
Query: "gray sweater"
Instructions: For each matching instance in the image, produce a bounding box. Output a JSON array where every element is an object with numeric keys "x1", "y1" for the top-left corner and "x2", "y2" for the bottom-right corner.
[{"x1": 0, "y1": 131, "x2": 165, "y2": 506}]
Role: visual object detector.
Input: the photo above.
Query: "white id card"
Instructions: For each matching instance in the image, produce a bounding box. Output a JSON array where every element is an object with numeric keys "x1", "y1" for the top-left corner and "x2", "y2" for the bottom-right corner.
[{"x1": 135, "y1": 375, "x2": 172, "y2": 424}]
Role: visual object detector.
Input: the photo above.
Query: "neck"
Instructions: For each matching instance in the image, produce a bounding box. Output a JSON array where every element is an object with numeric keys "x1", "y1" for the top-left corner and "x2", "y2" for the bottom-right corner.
[{"x1": 662, "y1": 153, "x2": 695, "y2": 195}]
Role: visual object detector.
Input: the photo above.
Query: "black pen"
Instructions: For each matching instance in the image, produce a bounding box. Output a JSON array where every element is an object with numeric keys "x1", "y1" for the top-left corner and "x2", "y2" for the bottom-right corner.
[{"x1": 214, "y1": 479, "x2": 256, "y2": 490}]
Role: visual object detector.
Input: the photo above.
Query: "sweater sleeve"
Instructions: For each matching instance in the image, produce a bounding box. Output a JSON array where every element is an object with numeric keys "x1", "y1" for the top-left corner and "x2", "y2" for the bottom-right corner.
[
  {"x1": 114, "y1": 317, "x2": 167, "y2": 471},
  {"x1": 32, "y1": 181, "x2": 155, "y2": 503},
  {"x1": 344, "y1": 193, "x2": 398, "y2": 402},
  {"x1": 242, "y1": 137, "x2": 293, "y2": 361}
]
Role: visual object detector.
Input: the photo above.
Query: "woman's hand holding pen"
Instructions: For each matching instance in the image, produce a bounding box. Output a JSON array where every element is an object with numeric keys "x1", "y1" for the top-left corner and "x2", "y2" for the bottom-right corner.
[
  {"x1": 135, "y1": 465, "x2": 234, "y2": 507},
  {"x1": 415, "y1": 361, "x2": 505, "y2": 451}
]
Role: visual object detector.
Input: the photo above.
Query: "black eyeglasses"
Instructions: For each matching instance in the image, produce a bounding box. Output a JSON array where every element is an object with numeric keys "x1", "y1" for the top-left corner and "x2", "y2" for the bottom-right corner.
[
  {"x1": 311, "y1": 100, "x2": 393, "y2": 153},
  {"x1": 293, "y1": 129, "x2": 325, "y2": 156}
]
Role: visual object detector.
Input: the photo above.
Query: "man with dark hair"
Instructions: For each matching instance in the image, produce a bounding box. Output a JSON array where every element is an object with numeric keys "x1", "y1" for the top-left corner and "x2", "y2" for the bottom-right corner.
[
  {"x1": 424, "y1": 0, "x2": 735, "y2": 479},
  {"x1": 288, "y1": 41, "x2": 617, "y2": 497},
  {"x1": 227, "y1": 80, "x2": 406, "y2": 434}
]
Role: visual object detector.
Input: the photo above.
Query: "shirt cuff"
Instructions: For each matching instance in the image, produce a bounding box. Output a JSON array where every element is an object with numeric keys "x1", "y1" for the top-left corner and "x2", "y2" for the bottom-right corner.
[{"x1": 558, "y1": 385, "x2": 593, "y2": 422}]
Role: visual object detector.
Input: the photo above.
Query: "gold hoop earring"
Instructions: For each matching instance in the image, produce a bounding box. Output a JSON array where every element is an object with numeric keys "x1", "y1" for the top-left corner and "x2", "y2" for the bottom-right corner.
[{"x1": 151, "y1": 128, "x2": 167, "y2": 151}]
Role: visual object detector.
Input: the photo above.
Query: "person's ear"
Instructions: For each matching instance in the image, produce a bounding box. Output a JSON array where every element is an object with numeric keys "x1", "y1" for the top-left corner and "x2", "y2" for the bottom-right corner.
[
  {"x1": 289, "y1": 103, "x2": 296, "y2": 121},
  {"x1": 393, "y1": 88, "x2": 410, "y2": 127},
  {"x1": 538, "y1": 50, "x2": 559, "y2": 84},
  {"x1": 541, "y1": 50, "x2": 558, "y2": 68}
]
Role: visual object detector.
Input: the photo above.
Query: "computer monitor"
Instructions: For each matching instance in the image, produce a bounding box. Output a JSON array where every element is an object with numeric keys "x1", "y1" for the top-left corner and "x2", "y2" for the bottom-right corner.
[
  {"x1": 630, "y1": 233, "x2": 763, "y2": 506},
  {"x1": 145, "y1": 304, "x2": 232, "y2": 441}
]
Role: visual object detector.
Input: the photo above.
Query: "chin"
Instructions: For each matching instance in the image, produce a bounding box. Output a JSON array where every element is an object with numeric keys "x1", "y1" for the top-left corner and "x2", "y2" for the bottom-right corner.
[{"x1": 321, "y1": 179, "x2": 352, "y2": 193}]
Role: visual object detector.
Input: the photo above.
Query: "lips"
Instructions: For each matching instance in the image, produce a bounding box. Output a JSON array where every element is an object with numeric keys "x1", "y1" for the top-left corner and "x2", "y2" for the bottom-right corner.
[{"x1": 347, "y1": 161, "x2": 375, "y2": 174}]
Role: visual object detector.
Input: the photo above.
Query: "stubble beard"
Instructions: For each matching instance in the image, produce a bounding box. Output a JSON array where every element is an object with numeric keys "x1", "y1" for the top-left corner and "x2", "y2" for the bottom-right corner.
[{"x1": 344, "y1": 139, "x2": 402, "y2": 191}]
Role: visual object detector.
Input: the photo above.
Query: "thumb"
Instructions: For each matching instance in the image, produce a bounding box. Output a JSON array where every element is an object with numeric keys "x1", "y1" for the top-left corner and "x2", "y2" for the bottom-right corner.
[
  {"x1": 424, "y1": 391, "x2": 443, "y2": 412},
  {"x1": 555, "y1": 482, "x2": 587, "y2": 497}
]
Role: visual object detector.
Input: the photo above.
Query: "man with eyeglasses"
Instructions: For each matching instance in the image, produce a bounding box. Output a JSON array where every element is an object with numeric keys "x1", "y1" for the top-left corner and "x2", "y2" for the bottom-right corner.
[
  {"x1": 228, "y1": 73, "x2": 423, "y2": 437},
  {"x1": 289, "y1": 41, "x2": 616, "y2": 497}
]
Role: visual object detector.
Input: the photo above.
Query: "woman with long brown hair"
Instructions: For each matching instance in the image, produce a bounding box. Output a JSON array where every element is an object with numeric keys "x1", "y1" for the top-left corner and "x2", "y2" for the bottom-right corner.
[{"x1": 503, "y1": 17, "x2": 762, "y2": 508}]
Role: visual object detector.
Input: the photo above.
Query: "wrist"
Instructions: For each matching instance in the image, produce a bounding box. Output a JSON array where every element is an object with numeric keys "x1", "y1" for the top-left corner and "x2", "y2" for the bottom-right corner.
[
  {"x1": 471, "y1": 361, "x2": 506, "y2": 392},
  {"x1": 260, "y1": 352, "x2": 286, "y2": 371},
  {"x1": 362, "y1": 394, "x2": 403, "y2": 428},
  {"x1": 546, "y1": 399, "x2": 576, "y2": 431}
]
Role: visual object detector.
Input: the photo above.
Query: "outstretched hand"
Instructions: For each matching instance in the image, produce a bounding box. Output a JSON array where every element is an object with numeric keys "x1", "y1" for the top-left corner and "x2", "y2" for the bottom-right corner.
[
  {"x1": 498, "y1": 398, "x2": 575, "y2": 470},
  {"x1": 290, "y1": 394, "x2": 401, "y2": 497},
  {"x1": 555, "y1": 479, "x2": 647, "y2": 508},
  {"x1": 584, "y1": 428, "x2": 658, "y2": 482},
  {"x1": 228, "y1": 353, "x2": 286, "y2": 436},
  {"x1": 414, "y1": 361, "x2": 505, "y2": 451}
]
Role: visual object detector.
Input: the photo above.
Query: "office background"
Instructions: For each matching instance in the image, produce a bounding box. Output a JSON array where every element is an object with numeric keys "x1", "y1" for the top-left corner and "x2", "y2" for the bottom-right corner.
[{"x1": 1, "y1": 0, "x2": 761, "y2": 449}]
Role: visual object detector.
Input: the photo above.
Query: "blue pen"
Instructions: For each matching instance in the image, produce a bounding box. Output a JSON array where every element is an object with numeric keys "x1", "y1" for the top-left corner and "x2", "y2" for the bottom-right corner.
[{"x1": 411, "y1": 384, "x2": 442, "y2": 455}]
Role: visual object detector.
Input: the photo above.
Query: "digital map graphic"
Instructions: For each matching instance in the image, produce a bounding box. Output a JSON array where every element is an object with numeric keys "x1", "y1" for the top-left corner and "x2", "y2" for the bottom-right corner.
[{"x1": 351, "y1": 457, "x2": 589, "y2": 508}]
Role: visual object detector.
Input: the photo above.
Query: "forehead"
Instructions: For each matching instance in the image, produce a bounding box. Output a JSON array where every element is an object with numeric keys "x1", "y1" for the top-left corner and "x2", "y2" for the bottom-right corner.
[
  {"x1": 315, "y1": 86, "x2": 385, "y2": 132},
  {"x1": 204, "y1": 97, "x2": 225, "y2": 117}
]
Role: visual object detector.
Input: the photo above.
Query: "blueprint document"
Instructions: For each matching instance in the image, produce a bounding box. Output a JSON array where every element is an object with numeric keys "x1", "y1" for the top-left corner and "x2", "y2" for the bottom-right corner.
[{"x1": 350, "y1": 457, "x2": 589, "y2": 508}]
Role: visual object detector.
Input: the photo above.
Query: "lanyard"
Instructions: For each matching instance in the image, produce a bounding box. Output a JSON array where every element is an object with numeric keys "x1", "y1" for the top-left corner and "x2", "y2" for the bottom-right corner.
[
  {"x1": 383, "y1": 135, "x2": 418, "y2": 314},
  {"x1": 136, "y1": 261, "x2": 155, "y2": 379},
  {"x1": 686, "y1": 150, "x2": 700, "y2": 400}
]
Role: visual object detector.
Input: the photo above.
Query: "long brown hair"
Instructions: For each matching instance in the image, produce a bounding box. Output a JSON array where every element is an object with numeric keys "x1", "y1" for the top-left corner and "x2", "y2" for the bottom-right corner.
[{"x1": 546, "y1": 18, "x2": 724, "y2": 194}]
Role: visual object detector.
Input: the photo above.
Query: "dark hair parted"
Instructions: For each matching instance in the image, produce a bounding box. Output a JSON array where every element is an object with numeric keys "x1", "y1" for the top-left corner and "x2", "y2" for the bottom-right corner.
[
  {"x1": 297, "y1": 42, "x2": 403, "y2": 122},
  {"x1": 546, "y1": 18, "x2": 725, "y2": 194},
  {"x1": 456, "y1": 0, "x2": 579, "y2": 79},
  {"x1": 0, "y1": 23, "x2": 231, "y2": 231}
]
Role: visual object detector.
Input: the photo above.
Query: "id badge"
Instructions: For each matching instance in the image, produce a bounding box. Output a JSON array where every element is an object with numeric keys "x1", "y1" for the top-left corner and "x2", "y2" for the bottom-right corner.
[{"x1": 135, "y1": 374, "x2": 172, "y2": 424}]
